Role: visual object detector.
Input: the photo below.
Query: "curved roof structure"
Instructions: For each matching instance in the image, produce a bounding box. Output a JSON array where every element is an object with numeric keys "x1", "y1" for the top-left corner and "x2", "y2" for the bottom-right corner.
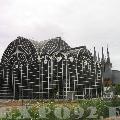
[
  {"x1": 52, "y1": 46, "x2": 93, "y2": 63},
  {"x1": 1, "y1": 36, "x2": 71, "y2": 65},
  {"x1": 22, "y1": 36, "x2": 71, "y2": 55},
  {"x1": 1, "y1": 37, "x2": 38, "y2": 65}
]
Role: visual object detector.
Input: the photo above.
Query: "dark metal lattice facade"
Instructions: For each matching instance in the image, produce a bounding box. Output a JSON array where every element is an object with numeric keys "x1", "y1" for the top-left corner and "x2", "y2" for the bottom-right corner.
[{"x1": 0, "y1": 36, "x2": 104, "y2": 99}]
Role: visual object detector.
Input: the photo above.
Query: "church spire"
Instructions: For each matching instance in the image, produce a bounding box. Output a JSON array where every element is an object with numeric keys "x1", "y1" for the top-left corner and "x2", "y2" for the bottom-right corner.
[
  {"x1": 107, "y1": 44, "x2": 110, "y2": 63},
  {"x1": 101, "y1": 46, "x2": 104, "y2": 62},
  {"x1": 94, "y1": 47, "x2": 97, "y2": 62},
  {"x1": 98, "y1": 52, "x2": 100, "y2": 62}
]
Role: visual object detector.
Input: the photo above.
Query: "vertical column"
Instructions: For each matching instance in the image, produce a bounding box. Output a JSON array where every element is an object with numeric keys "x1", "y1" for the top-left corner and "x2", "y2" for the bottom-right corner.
[
  {"x1": 41, "y1": 60, "x2": 44, "y2": 99},
  {"x1": 47, "y1": 59, "x2": 50, "y2": 99},
  {"x1": 65, "y1": 56, "x2": 68, "y2": 99}
]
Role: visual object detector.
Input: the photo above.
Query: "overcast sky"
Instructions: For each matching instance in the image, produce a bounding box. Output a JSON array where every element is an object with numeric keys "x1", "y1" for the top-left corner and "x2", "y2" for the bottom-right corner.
[{"x1": 0, "y1": 0, "x2": 120, "y2": 70}]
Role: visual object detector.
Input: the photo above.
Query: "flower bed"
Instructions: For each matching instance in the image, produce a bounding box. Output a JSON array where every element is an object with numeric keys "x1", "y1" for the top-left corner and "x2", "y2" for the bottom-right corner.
[{"x1": 0, "y1": 98, "x2": 120, "y2": 120}]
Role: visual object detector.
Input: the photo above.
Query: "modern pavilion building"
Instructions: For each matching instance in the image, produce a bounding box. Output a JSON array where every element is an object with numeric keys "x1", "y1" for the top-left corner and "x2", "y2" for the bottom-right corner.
[{"x1": 0, "y1": 36, "x2": 112, "y2": 99}]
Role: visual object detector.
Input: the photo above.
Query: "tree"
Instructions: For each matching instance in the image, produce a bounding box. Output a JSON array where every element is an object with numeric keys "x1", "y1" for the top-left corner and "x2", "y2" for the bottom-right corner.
[{"x1": 114, "y1": 84, "x2": 120, "y2": 95}]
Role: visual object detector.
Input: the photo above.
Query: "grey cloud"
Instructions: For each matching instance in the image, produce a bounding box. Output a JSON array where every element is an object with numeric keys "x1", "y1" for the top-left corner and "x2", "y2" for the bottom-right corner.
[{"x1": 0, "y1": 0, "x2": 120, "y2": 70}]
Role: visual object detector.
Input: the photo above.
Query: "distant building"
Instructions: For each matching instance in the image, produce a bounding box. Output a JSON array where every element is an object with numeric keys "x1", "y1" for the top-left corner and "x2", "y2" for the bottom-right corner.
[
  {"x1": 112, "y1": 70, "x2": 120, "y2": 84},
  {"x1": 0, "y1": 36, "x2": 117, "y2": 99}
]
